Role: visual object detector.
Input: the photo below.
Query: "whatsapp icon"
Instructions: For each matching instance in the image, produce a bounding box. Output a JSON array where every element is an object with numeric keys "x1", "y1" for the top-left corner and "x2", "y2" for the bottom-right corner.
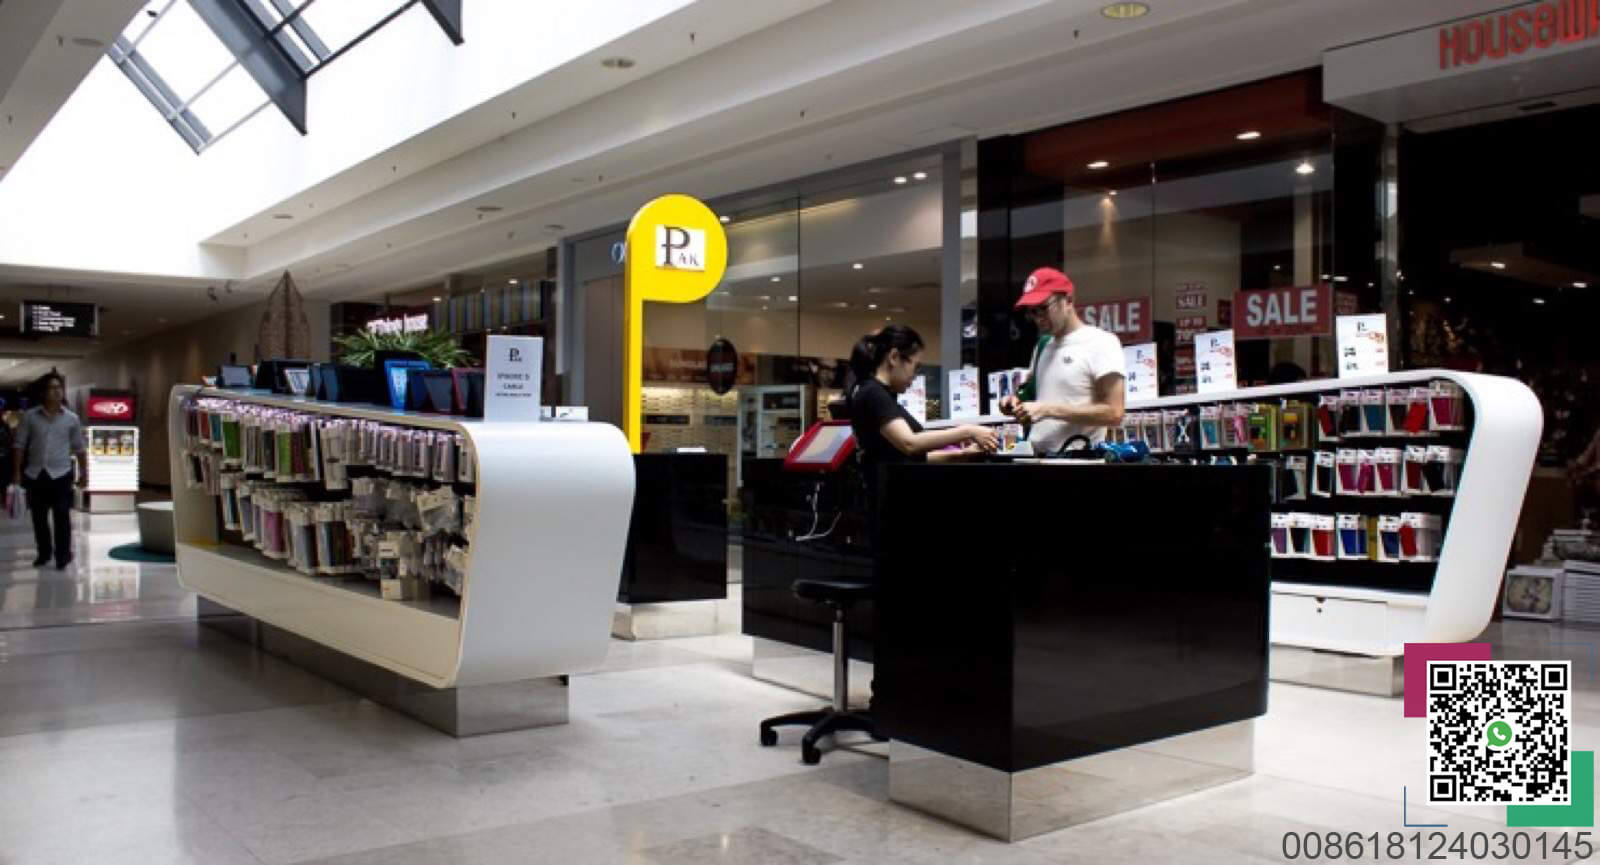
[{"x1": 1485, "y1": 719, "x2": 1515, "y2": 750}]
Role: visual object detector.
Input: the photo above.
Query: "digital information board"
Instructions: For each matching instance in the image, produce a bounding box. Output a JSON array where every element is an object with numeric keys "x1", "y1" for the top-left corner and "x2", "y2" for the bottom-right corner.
[{"x1": 21, "y1": 301, "x2": 98, "y2": 337}]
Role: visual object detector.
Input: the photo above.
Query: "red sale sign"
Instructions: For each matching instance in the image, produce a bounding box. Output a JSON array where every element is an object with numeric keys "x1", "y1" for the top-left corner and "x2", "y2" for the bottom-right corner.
[
  {"x1": 1233, "y1": 284, "x2": 1333, "y2": 339},
  {"x1": 1078, "y1": 296, "x2": 1152, "y2": 344}
]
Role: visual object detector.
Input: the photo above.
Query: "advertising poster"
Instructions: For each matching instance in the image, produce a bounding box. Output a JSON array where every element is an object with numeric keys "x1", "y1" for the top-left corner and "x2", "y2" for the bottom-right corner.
[
  {"x1": 897, "y1": 374, "x2": 927, "y2": 425},
  {"x1": 1336, "y1": 313, "x2": 1390, "y2": 378},
  {"x1": 1123, "y1": 342, "x2": 1159, "y2": 401},
  {"x1": 1176, "y1": 316, "x2": 1207, "y2": 346},
  {"x1": 485, "y1": 335, "x2": 544, "y2": 421},
  {"x1": 1175, "y1": 282, "x2": 1208, "y2": 311},
  {"x1": 1195, "y1": 329, "x2": 1238, "y2": 394},
  {"x1": 948, "y1": 367, "x2": 980, "y2": 419}
]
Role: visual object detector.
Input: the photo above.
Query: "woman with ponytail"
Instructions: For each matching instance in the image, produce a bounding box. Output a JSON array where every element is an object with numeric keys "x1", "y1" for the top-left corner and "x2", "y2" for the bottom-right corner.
[{"x1": 846, "y1": 326, "x2": 996, "y2": 507}]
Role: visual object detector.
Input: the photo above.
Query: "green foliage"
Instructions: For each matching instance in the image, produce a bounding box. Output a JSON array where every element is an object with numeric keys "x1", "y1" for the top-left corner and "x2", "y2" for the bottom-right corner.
[{"x1": 333, "y1": 328, "x2": 473, "y2": 369}]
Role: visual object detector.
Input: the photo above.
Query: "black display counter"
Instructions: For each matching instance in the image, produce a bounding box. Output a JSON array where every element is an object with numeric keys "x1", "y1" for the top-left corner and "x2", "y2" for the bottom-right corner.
[
  {"x1": 876, "y1": 461, "x2": 1271, "y2": 840},
  {"x1": 618, "y1": 453, "x2": 728, "y2": 605},
  {"x1": 740, "y1": 458, "x2": 874, "y2": 659}
]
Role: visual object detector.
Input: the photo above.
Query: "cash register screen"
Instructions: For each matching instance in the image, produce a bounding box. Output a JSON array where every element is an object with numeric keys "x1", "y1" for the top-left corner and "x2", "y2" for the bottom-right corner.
[{"x1": 783, "y1": 422, "x2": 856, "y2": 472}]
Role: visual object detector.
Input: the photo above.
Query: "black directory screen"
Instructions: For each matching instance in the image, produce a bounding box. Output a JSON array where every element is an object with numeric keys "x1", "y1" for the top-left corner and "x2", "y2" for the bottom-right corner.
[{"x1": 21, "y1": 301, "x2": 98, "y2": 337}]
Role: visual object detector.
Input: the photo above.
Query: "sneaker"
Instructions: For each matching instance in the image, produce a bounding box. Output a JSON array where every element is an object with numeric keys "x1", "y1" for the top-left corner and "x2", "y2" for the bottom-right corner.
[
  {"x1": 32, "y1": 554, "x2": 50, "y2": 567},
  {"x1": 55, "y1": 555, "x2": 72, "y2": 570}
]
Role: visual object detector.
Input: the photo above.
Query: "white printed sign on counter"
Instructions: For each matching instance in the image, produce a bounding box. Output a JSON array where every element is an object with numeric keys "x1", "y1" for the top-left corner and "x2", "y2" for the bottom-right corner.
[
  {"x1": 897, "y1": 374, "x2": 927, "y2": 425},
  {"x1": 485, "y1": 335, "x2": 543, "y2": 422},
  {"x1": 1123, "y1": 342, "x2": 1159, "y2": 401},
  {"x1": 1195, "y1": 330, "x2": 1238, "y2": 394},
  {"x1": 948, "y1": 367, "x2": 980, "y2": 419},
  {"x1": 1336, "y1": 314, "x2": 1390, "y2": 378}
]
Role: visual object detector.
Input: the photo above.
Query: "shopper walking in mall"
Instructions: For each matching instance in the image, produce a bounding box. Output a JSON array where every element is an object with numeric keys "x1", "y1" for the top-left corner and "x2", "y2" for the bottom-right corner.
[
  {"x1": 999, "y1": 266, "x2": 1127, "y2": 453},
  {"x1": 10, "y1": 373, "x2": 87, "y2": 569}
]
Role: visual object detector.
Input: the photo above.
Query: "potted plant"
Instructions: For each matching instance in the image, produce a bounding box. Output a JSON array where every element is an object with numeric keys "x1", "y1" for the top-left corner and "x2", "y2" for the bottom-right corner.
[{"x1": 332, "y1": 328, "x2": 473, "y2": 369}]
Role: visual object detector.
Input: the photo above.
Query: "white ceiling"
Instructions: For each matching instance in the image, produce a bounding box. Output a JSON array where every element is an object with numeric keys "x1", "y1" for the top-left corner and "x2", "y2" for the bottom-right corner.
[{"x1": 0, "y1": 0, "x2": 1523, "y2": 362}]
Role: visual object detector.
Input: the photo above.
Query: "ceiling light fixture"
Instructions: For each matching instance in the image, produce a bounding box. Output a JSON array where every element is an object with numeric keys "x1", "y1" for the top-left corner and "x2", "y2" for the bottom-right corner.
[
  {"x1": 1101, "y1": 2, "x2": 1150, "y2": 19},
  {"x1": 770, "y1": 276, "x2": 782, "y2": 283},
  {"x1": 1273, "y1": 265, "x2": 1282, "y2": 271},
  {"x1": 1236, "y1": 130, "x2": 1261, "y2": 140},
  {"x1": 600, "y1": 56, "x2": 636, "y2": 69},
  {"x1": 543, "y1": 224, "x2": 565, "y2": 232},
  {"x1": 475, "y1": 205, "x2": 503, "y2": 213},
  {"x1": 1295, "y1": 160, "x2": 1316, "y2": 176},
  {"x1": 272, "y1": 213, "x2": 293, "y2": 220},
  {"x1": 1087, "y1": 160, "x2": 1110, "y2": 170},
  {"x1": 1332, "y1": 276, "x2": 1349, "y2": 283},
  {"x1": 432, "y1": 296, "x2": 443, "y2": 303},
  {"x1": 1533, "y1": 297, "x2": 1547, "y2": 304},
  {"x1": 1320, "y1": 274, "x2": 1330, "y2": 280},
  {"x1": 913, "y1": 171, "x2": 928, "y2": 180},
  {"x1": 507, "y1": 279, "x2": 518, "y2": 285},
  {"x1": 787, "y1": 295, "x2": 798, "y2": 302},
  {"x1": 1444, "y1": 296, "x2": 1453, "y2": 303},
  {"x1": 1575, "y1": 281, "x2": 1589, "y2": 289},
  {"x1": 1108, "y1": 189, "x2": 1118, "y2": 196},
  {"x1": 1490, "y1": 261, "x2": 1506, "y2": 270},
  {"x1": 757, "y1": 295, "x2": 771, "y2": 301},
  {"x1": 71, "y1": 37, "x2": 106, "y2": 48},
  {"x1": 868, "y1": 303, "x2": 879, "y2": 310},
  {"x1": 852, "y1": 262, "x2": 864, "y2": 270},
  {"x1": 894, "y1": 176, "x2": 908, "y2": 185},
  {"x1": 719, "y1": 215, "x2": 730, "y2": 223}
]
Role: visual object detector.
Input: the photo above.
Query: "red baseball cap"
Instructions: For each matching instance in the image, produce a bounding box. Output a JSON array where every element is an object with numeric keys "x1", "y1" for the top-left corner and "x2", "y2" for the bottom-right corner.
[{"x1": 1014, "y1": 267, "x2": 1075, "y2": 309}]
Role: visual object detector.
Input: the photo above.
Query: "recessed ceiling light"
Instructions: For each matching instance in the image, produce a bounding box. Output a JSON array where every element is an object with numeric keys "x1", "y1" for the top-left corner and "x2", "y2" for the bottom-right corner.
[
  {"x1": 600, "y1": 56, "x2": 636, "y2": 69},
  {"x1": 1320, "y1": 274, "x2": 1330, "y2": 280},
  {"x1": 1101, "y1": 2, "x2": 1150, "y2": 19},
  {"x1": 543, "y1": 223, "x2": 565, "y2": 232},
  {"x1": 787, "y1": 295, "x2": 798, "y2": 302},
  {"x1": 1575, "y1": 281, "x2": 1589, "y2": 288},
  {"x1": 432, "y1": 296, "x2": 443, "y2": 303},
  {"x1": 770, "y1": 276, "x2": 781, "y2": 283},
  {"x1": 1295, "y1": 161, "x2": 1316, "y2": 175},
  {"x1": 1273, "y1": 265, "x2": 1282, "y2": 271},
  {"x1": 475, "y1": 205, "x2": 503, "y2": 213},
  {"x1": 1087, "y1": 160, "x2": 1110, "y2": 170},
  {"x1": 868, "y1": 303, "x2": 879, "y2": 310},
  {"x1": 894, "y1": 176, "x2": 908, "y2": 185},
  {"x1": 757, "y1": 295, "x2": 771, "y2": 301},
  {"x1": 272, "y1": 213, "x2": 293, "y2": 220},
  {"x1": 1236, "y1": 130, "x2": 1261, "y2": 140},
  {"x1": 719, "y1": 215, "x2": 730, "y2": 223},
  {"x1": 1108, "y1": 189, "x2": 1118, "y2": 196},
  {"x1": 830, "y1": 301, "x2": 849, "y2": 308},
  {"x1": 1489, "y1": 261, "x2": 1506, "y2": 270},
  {"x1": 71, "y1": 37, "x2": 105, "y2": 48},
  {"x1": 716, "y1": 290, "x2": 730, "y2": 296},
  {"x1": 913, "y1": 171, "x2": 928, "y2": 180},
  {"x1": 852, "y1": 262, "x2": 864, "y2": 270},
  {"x1": 762, "y1": 305, "x2": 769, "y2": 311},
  {"x1": 866, "y1": 286, "x2": 887, "y2": 294},
  {"x1": 1332, "y1": 276, "x2": 1349, "y2": 282},
  {"x1": 885, "y1": 316, "x2": 892, "y2": 321},
  {"x1": 1533, "y1": 297, "x2": 1547, "y2": 304},
  {"x1": 1444, "y1": 296, "x2": 1453, "y2": 303}
]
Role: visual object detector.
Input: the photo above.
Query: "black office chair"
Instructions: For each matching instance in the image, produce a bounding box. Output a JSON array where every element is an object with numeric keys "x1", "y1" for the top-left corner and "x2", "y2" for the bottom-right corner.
[{"x1": 758, "y1": 578, "x2": 885, "y2": 764}]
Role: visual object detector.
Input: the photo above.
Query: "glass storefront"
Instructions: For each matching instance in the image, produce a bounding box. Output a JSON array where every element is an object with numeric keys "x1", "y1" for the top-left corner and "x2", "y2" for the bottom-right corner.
[
  {"x1": 976, "y1": 70, "x2": 1384, "y2": 398},
  {"x1": 567, "y1": 148, "x2": 955, "y2": 504}
]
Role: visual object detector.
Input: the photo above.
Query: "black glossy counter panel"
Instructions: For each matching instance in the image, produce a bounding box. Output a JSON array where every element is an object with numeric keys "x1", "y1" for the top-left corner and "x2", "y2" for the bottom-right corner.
[
  {"x1": 875, "y1": 462, "x2": 1271, "y2": 773},
  {"x1": 619, "y1": 453, "x2": 729, "y2": 604}
]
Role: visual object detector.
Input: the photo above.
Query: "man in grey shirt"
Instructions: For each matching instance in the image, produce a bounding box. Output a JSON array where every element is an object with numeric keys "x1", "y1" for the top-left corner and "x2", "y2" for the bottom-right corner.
[{"x1": 11, "y1": 373, "x2": 87, "y2": 569}]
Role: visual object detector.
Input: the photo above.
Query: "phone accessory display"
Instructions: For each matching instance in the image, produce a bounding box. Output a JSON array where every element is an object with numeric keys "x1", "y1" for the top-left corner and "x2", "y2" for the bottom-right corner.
[
  {"x1": 1425, "y1": 446, "x2": 1464, "y2": 497},
  {"x1": 1360, "y1": 389, "x2": 1386, "y2": 437},
  {"x1": 1429, "y1": 381, "x2": 1467, "y2": 431},
  {"x1": 1403, "y1": 445, "x2": 1430, "y2": 496},
  {"x1": 1373, "y1": 448, "x2": 1402, "y2": 497},
  {"x1": 1399, "y1": 512, "x2": 1443, "y2": 563},
  {"x1": 1247, "y1": 403, "x2": 1279, "y2": 452},
  {"x1": 1376, "y1": 515, "x2": 1404, "y2": 563},
  {"x1": 1316, "y1": 395, "x2": 1341, "y2": 444},
  {"x1": 1312, "y1": 451, "x2": 1336, "y2": 498},
  {"x1": 1270, "y1": 513, "x2": 1292, "y2": 558},
  {"x1": 1338, "y1": 390, "x2": 1364, "y2": 437},
  {"x1": 1310, "y1": 515, "x2": 1337, "y2": 561},
  {"x1": 1336, "y1": 514, "x2": 1369, "y2": 560},
  {"x1": 1199, "y1": 405, "x2": 1222, "y2": 450},
  {"x1": 1288, "y1": 513, "x2": 1315, "y2": 558},
  {"x1": 1335, "y1": 449, "x2": 1360, "y2": 496},
  {"x1": 1281, "y1": 455, "x2": 1308, "y2": 502},
  {"x1": 1165, "y1": 409, "x2": 1195, "y2": 453},
  {"x1": 1279, "y1": 401, "x2": 1311, "y2": 451}
]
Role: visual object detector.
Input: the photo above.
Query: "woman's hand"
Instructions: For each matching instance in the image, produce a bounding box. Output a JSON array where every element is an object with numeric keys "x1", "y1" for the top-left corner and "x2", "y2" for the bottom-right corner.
[{"x1": 963, "y1": 425, "x2": 999, "y2": 452}]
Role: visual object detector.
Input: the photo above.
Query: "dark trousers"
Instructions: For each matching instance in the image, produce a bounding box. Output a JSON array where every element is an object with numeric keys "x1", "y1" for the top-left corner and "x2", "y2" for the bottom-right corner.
[{"x1": 26, "y1": 471, "x2": 74, "y2": 564}]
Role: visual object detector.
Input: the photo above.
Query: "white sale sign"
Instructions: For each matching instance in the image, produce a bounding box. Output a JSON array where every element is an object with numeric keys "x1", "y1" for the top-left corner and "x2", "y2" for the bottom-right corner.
[
  {"x1": 1195, "y1": 330, "x2": 1238, "y2": 394},
  {"x1": 485, "y1": 335, "x2": 543, "y2": 421},
  {"x1": 1122, "y1": 342, "x2": 1158, "y2": 401},
  {"x1": 1336, "y1": 314, "x2": 1390, "y2": 378},
  {"x1": 897, "y1": 374, "x2": 927, "y2": 425}
]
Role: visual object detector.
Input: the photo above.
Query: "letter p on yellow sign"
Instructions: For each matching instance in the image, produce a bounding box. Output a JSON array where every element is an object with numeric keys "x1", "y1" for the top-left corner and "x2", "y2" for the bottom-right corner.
[{"x1": 623, "y1": 194, "x2": 728, "y2": 452}]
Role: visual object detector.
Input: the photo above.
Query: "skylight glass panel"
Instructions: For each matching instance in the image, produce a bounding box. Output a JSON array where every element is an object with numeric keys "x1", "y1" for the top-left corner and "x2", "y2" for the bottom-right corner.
[
  {"x1": 133, "y1": 2, "x2": 236, "y2": 103},
  {"x1": 187, "y1": 64, "x2": 270, "y2": 138},
  {"x1": 295, "y1": 0, "x2": 414, "y2": 56}
]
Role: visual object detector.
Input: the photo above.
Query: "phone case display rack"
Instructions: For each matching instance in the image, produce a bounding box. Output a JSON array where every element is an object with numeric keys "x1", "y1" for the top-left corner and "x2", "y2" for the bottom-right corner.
[
  {"x1": 1124, "y1": 370, "x2": 1540, "y2": 659},
  {"x1": 85, "y1": 426, "x2": 139, "y2": 494},
  {"x1": 167, "y1": 385, "x2": 635, "y2": 689}
]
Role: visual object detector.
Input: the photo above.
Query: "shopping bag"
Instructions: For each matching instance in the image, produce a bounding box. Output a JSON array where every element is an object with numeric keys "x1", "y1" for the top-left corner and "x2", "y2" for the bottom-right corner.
[{"x1": 4, "y1": 485, "x2": 25, "y2": 520}]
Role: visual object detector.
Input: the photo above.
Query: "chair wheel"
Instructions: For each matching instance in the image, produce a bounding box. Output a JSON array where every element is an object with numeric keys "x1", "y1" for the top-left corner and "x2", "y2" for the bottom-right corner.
[
  {"x1": 759, "y1": 727, "x2": 777, "y2": 747},
  {"x1": 802, "y1": 744, "x2": 821, "y2": 765}
]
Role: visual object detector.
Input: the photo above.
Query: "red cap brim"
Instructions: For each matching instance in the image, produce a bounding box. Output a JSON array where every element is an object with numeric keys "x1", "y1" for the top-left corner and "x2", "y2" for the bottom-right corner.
[{"x1": 1014, "y1": 289, "x2": 1056, "y2": 309}]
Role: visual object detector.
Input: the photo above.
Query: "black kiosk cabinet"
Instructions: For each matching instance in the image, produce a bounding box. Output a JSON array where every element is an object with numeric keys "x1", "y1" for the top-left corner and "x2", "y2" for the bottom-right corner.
[{"x1": 876, "y1": 461, "x2": 1271, "y2": 841}]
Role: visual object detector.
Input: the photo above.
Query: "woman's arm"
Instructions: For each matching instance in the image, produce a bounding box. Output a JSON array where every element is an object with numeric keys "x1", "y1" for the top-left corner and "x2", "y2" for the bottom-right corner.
[{"x1": 878, "y1": 418, "x2": 994, "y2": 457}]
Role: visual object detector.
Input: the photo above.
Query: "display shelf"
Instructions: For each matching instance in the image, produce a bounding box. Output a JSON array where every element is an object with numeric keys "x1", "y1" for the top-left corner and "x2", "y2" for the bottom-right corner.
[{"x1": 169, "y1": 385, "x2": 635, "y2": 689}]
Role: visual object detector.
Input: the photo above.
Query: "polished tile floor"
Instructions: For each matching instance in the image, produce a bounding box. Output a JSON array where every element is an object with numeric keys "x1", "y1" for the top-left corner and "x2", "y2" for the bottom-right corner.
[{"x1": 0, "y1": 513, "x2": 1596, "y2": 864}]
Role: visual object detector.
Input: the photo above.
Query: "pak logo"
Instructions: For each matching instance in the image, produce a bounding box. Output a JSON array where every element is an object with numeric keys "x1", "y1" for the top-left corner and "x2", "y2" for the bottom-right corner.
[{"x1": 655, "y1": 225, "x2": 706, "y2": 272}]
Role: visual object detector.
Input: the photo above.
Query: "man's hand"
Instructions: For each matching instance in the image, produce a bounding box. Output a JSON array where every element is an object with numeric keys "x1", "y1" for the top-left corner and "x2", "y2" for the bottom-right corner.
[
  {"x1": 1013, "y1": 401, "x2": 1055, "y2": 426},
  {"x1": 998, "y1": 395, "x2": 1020, "y2": 416},
  {"x1": 10, "y1": 473, "x2": 19, "y2": 489},
  {"x1": 75, "y1": 468, "x2": 87, "y2": 489}
]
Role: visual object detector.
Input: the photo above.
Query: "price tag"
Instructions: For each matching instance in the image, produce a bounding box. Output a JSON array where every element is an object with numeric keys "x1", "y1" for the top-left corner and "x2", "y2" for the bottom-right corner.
[
  {"x1": 1194, "y1": 330, "x2": 1238, "y2": 394},
  {"x1": 1336, "y1": 314, "x2": 1389, "y2": 378}
]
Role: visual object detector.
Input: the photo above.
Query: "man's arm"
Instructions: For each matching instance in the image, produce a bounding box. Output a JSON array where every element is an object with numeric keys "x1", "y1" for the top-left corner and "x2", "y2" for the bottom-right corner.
[
  {"x1": 11, "y1": 417, "x2": 27, "y2": 485},
  {"x1": 72, "y1": 420, "x2": 88, "y2": 487}
]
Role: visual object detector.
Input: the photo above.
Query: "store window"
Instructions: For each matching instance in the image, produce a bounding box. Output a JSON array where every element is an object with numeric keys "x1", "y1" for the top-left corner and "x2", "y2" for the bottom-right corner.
[
  {"x1": 567, "y1": 149, "x2": 953, "y2": 510},
  {"x1": 978, "y1": 70, "x2": 1381, "y2": 398}
]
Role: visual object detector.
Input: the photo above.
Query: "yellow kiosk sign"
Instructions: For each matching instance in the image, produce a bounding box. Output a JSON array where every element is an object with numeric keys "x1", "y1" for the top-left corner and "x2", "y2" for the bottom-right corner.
[{"x1": 622, "y1": 194, "x2": 728, "y2": 452}]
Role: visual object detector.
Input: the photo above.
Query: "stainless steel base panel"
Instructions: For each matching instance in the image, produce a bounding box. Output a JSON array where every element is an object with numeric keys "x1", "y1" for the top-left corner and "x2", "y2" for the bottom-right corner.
[
  {"x1": 1270, "y1": 644, "x2": 1405, "y2": 696},
  {"x1": 889, "y1": 720, "x2": 1255, "y2": 842},
  {"x1": 197, "y1": 597, "x2": 567, "y2": 737},
  {"x1": 750, "y1": 636, "x2": 873, "y2": 708},
  {"x1": 612, "y1": 600, "x2": 719, "y2": 640}
]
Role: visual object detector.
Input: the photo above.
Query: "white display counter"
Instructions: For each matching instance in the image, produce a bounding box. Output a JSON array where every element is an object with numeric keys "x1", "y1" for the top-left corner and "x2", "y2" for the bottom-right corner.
[{"x1": 167, "y1": 386, "x2": 635, "y2": 729}]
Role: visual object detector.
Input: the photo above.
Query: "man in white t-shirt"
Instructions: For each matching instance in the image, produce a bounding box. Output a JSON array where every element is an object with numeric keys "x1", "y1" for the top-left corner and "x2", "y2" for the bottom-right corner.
[{"x1": 998, "y1": 267, "x2": 1127, "y2": 453}]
